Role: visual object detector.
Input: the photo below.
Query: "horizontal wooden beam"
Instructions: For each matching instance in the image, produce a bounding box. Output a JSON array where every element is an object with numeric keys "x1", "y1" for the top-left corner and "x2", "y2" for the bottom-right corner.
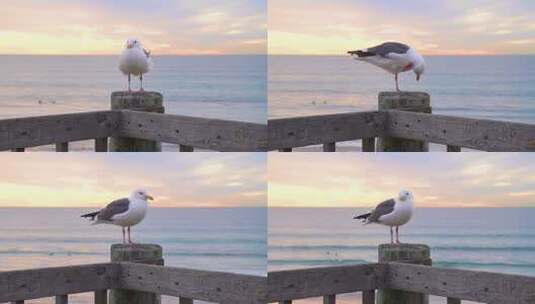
[
  {"x1": 119, "y1": 263, "x2": 267, "y2": 304},
  {"x1": 0, "y1": 111, "x2": 119, "y2": 151},
  {"x1": 385, "y1": 110, "x2": 535, "y2": 152},
  {"x1": 118, "y1": 110, "x2": 267, "y2": 152},
  {"x1": 268, "y1": 111, "x2": 386, "y2": 150},
  {"x1": 386, "y1": 263, "x2": 535, "y2": 303},
  {"x1": 267, "y1": 263, "x2": 385, "y2": 302},
  {"x1": 0, "y1": 263, "x2": 119, "y2": 302}
]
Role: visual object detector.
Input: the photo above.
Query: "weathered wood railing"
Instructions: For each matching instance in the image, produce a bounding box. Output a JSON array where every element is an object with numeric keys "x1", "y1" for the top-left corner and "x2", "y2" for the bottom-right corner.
[
  {"x1": 0, "y1": 262, "x2": 266, "y2": 304},
  {"x1": 268, "y1": 110, "x2": 535, "y2": 152},
  {"x1": 0, "y1": 110, "x2": 267, "y2": 152},
  {"x1": 268, "y1": 262, "x2": 535, "y2": 304}
]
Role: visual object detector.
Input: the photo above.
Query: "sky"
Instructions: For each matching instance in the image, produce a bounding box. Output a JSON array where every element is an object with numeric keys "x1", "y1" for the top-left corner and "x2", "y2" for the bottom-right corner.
[
  {"x1": 0, "y1": 0, "x2": 266, "y2": 55},
  {"x1": 269, "y1": 153, "x2": 535, "y2": 208},
  {"x1": 0, "y1": 154, "x2": 266, "y2": 208},
  {"x1": 269, "y1": 0, "x2": 535, "y2": 55}
]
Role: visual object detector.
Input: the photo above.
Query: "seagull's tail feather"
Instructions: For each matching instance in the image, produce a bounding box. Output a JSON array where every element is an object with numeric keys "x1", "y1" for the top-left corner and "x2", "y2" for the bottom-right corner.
[
  {"x1": 81, "y1": 211, "x2": 100, "y2": 221},
  {"x1": 348, "y1": 50, "x2": 375, "y2": 58},
  {"x1": 353, "y1": 212, "x2": 371, "y2": 224}
]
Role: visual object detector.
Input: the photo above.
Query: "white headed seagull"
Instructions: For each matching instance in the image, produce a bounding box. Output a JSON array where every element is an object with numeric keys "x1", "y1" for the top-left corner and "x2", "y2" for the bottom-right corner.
[
  {"x1": 348, "y1": 42, "x2": 425, "y2": 92},
  {"x1": 119, "y1": 38, "x2": 152, "y2": 92},
  {"x1": 353, "y1": 190, "x2": 414, "y2": 244},
  {"x1": 81, "y1": 189, "x2": 154, "y2": 244}
]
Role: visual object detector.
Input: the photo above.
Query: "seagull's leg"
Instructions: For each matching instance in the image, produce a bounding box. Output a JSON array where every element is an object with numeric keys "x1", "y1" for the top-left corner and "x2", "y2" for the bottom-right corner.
[
  {"x1": 396, "y1": 226, "x2": 400, "y2": 244},
  {"x1": 122, "y1": 227, "x2": 126, "y2": 244},
  {"x1": 128, "y1": 226, "x2": 132, "y2": 244},
  {"x1": 390, "y1": 226, "x2": 394, "y2": 244},
  {"x1": 395, "y1": 73, "x2": 400, "y2": 92},
  {"x1": 128, "y1": 73, "x2": 131, "y2": 92},
  {"x1": 139, "y1": 74, "x2": 144, "y2": 92}
]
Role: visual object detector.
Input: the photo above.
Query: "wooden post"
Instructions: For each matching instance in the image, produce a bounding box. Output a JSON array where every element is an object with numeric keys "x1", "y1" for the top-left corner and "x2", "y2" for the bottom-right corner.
[
  {"x1": 109, "y1": 244, "x2": 164, "y2": 304},
  {"x1": 377, "y1": 92, "x2": 431, "y2": 152},
  {"x1": 362, "y1": 138, "x2": 375, "y2": 152},
  {"x1": 95, "y1": 138, "x2": 108, "y2": 152},
  {"x1": 110, "y1": 91, "x2": 164, "y2": 152},
  {"x1": 378, "y1": 244, "x2": 431, "y2": 304},
  {"x1": 323, "y1": 294, "x2": 335, "y2": 304},
  {"x1": 323, "y1": 142, "x2": 336, "y2": 152},
  {"x1": 56, "y1": 142, "x2": 69, "y2": 152},
  {"x1": 55, "y1": 295, "x2": 68, "y2": 304},
  {"x1": 362, "y1": 290, "x2": 375, "y2": 304},
  {"x1": 95, "y1": 290, "x2": 108, "y2": 304},
  {"x1": 178, "y1": 297, "x2": 193, "y2": 304}
]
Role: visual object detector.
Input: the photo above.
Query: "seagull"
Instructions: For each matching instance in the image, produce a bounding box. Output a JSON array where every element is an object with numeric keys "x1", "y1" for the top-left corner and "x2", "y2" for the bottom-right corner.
[
  {"x1": 81, "y1": 189, "x2": 154, "y2": 244},
  {"x1": 348, "y1": 42, "x2": 425, "y2": 92},
  {"x1": 119, "y1": 38, "x2": 152, "y2": 92},
  {"x1": 353, "y1": 190, "x2": 414, "y2": 244}
]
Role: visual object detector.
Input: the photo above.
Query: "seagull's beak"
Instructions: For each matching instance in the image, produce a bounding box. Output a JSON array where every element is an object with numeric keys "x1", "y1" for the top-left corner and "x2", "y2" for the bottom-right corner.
[{"x1": 146, "y1": 195, "x2": 154, "y2": 201}]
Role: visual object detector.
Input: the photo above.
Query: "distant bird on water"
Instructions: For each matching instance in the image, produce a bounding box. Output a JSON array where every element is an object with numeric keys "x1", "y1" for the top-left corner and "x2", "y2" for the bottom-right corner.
[
  {"x1": 81, "y1": 189, "x2": 154, "y2": 244},
  {"x1": 119, "y1": 38, "x2": 152, "y2": 92},
  {"x1": 348, "y1": 42, "x2": 425, "y2": 92},
  {"x1": 353, "y1": 190, "x2": 414, "y2": 244}
]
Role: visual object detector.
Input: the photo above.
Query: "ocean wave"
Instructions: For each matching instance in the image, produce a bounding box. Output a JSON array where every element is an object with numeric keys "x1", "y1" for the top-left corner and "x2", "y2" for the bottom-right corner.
[
  {"x1": 269, "y1": 258, "x2": 369, "y2": 266},
  {"x1": 268, "y1": 245, "x2": 535, "y2": 252}
]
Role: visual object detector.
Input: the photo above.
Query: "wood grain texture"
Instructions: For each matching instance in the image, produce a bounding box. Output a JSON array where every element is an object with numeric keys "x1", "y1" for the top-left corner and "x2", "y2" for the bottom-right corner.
[
  {"x1": 323, "y1": 294, "x2": 335, "y2": 304},
  {"x1": 0, "y1": 111, "x2": 119, "y2": 151},
  {"x1": 179, "y1": 144, "x2": 194, "y2": 152},
  {"x1": 267, "y1": 263, "x2": 385, "y2": 302},
  {"x1": 386, "y1": 110, "x2": 535, "y2": 152},
  {"x1": 447, "y1": 298, "x2": 461, "y2": 304},
  {"x1": 178, "y1": 297, "x2": 193, "y2": 304},
  {"x1": 268, "y1": 111, "x2": 385, "y2": 150},
  {"x1": 94, "y1": 290, "x2": 107, "y2": 304},
  {"x1": 119, "y1": 263, "x2": 267, "y2": 304},
  {"x1": 362, "y1": 138, "x2": 375, "y2": 152},
  {"x1": 0, "y1": 263, "x2": 119, "y2": 302},
  {"x1": 118, "y1": 110, "x2": 267, "y2": 152},
  {"x1": 362, "y1": 290, "x2": 375, "y2": 304},
  {"x1": 387, "y1": 263, "x2": 535, "y2": 303},
  {"x1": 55, "y1": 295, "x2": 68, "y2": 304},
  {"x1": 323, "y1": 142, "x2": 336, "y2": 152},
  {"x1": 55, "y1": 142, "x2": 69, "y2": 152},
  {"x1": 95, "y1": 138, "x2": 108, "y2": 152}
]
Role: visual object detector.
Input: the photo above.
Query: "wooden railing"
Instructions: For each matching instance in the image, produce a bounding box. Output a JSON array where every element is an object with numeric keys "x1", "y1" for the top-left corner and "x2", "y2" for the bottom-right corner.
[
  {"x1": 0, "y1": 110, "x2": 267, "y2": 152},
  {"x1": 268, "y1": 262, "x2": 535, "y2": 304},
  {"x1": 268, "y1": 110, "x2": 535, "y2": 152},
  {"x1": 0, "y1": 262, "x2": 266, "y2": 304},
  {"x1": 3, "y1": 262, "x2": 535, "y2": 303}
]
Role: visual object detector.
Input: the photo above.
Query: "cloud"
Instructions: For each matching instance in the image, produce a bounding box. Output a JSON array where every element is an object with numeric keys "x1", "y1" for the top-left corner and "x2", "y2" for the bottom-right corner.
[
  {"x1": 0, "y1": 1, "x2": 266, "y2": 54},
  {"x1": 269, "y1": 154, "x2": 535, "y2": 208},
  {"x1": 268, "y1": 1, "x2": 535, "y2": 55},
  {"x1": 0, "y1": 154, "x2": 266, "y2": 208}
]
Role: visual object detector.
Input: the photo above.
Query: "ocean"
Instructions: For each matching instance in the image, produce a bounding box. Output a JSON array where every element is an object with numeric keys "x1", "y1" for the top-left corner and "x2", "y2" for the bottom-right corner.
[
  {"x1": 0, "y1": 207, "x2": 266, "y2": 304},
  {"x1": 0, "y1": 55, "x2": 266, "y2": 123},
  {"x1": 269, "y1": 208, "x2": 535, "y2": 304},
  {"x1": 269, "y1": 55, "x2": 535, "y2": 122}
]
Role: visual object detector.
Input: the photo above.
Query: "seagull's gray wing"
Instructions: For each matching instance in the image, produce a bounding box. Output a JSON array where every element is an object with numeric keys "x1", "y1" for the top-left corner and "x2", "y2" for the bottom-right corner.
[
  {"x1": 97, "y1": 198, "x2": 130, "y2": 221},
  {"x1": 368, "y1": 42, "x2": 409, "y2": 57},
  {"x1": 143, "y1": 48, "x2": 151, "y2": 58},
  {"x1": 368, "y1": 198, "x2": 396, "y2": 222}
]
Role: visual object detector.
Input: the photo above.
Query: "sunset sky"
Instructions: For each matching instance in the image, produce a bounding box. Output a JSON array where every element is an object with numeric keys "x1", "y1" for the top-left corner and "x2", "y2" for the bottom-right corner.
[
  {"x1": 0, "y1": 154, "x2": 265, "y2": 207},
  {"x1": 269, "y1": 153, "x2": 535, "y2": 208},
  {"x1": 0, "y1": 0, "x2": 266, "y2": 55},
  {"x1": 269, "y1": 0, "x2": 535, "y2": 55}
]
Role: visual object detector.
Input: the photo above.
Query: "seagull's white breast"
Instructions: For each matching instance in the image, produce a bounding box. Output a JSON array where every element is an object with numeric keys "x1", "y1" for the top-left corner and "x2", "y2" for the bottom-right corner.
[
  {"x1": 110, "y1": 199, "x2": 147, "y2": 227},
  {"x1": 377, "y1": 199, "x2": 413, "y2": 227},
  {"x1": 119, "y1": 47, "x2": 151, "y2": 76}
]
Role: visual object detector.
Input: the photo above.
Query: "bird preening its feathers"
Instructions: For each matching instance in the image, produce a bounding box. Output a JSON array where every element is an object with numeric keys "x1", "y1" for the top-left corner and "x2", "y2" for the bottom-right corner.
[
  {"x1": 348, "y1": 42, "x2": 425, "y2": 92},
  {"x1": 353, "y1": 190, "x2": 414, "y2": 244},
  {"x1": 119, "y1": 38, "x2": 152, "y2": 92},
  {"x1": 82, "y1": 189, "x2": 154, "y2": 244}
]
